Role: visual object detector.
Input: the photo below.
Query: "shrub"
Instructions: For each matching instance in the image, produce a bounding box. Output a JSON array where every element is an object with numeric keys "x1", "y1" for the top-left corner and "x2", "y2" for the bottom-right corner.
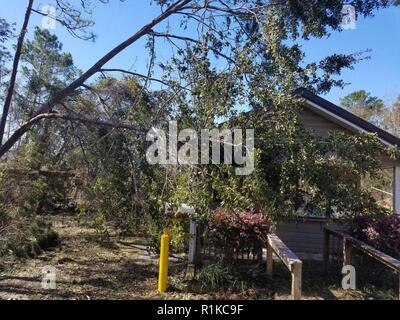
[
  {"x1": 0, "y1": 170, "x2": 50, "y2": 216},
  {"x1": 29, "y1": 219, "x2": 60, "y2": 250},
  {"x1": 352, "y1": 215, "x2": 400, "y2": 259},
  {"x1": 197, "y1": 262, "x2": 234, "y2": 290},
  {"x1": 0, "y1": 218, "x2": 60, "y2": 259},
  {"x1": 145, "y1": 218, "x2": 188, "y2": 254},
  {"x1": 207, "y1": 209, "x2": 269, "y2": 256},
  {"x1": 147, "y1": 223, "x2": 162, "y2": 254},
  {"x1": 170, "y1": 220, "x2": 188, "y2": 253}
]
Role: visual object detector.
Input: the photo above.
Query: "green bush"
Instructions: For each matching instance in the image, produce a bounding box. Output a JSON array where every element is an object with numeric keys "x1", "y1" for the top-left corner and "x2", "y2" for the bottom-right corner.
[
  {"x1": 146, "y1": 219, "x2": 188, "y2": 254},
  {"x1": 170, "y1": 220, "x2": 188, "y2": 253},
  {"x1": 146, "y1": 218, "x2": 164, "y2": 254},
  {"x1": 0, "y1": 218, "x2": 60, "y2": 259}
]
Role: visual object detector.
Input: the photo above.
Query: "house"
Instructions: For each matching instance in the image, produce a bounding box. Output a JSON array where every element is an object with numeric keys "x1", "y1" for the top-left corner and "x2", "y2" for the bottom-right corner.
[{"x1": 275, "y1": 88, "x2": 400, "y2": 257}]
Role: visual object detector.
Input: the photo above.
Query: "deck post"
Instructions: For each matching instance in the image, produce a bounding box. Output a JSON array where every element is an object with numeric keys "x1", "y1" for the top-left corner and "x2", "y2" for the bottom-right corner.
[
  {"x1": 393, "y1": 166, "x2": 400, "y2": 215},
  {"x1": 188, "y1": 219, "x2": 197, "y2": 264},
  {"x1": 343, "y1": 238, "x2": 352, "y2": 266},
  {"x1": 186, "y1": 219, "x2": 197, "y2": 279},
  {"x1": 291, "y1": 262, "x2": 302, "y2": 300},
  {"x1": 266, "y1": 242, "x2": 273, "y2": 275},
  {"x1": 323, "y1": 228, "x2": 330, "y2": 273}
]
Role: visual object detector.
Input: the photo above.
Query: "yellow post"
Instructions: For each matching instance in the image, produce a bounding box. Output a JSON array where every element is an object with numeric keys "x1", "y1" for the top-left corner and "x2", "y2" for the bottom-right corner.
[{"x1": 158, "y1": 229, "x2": 169, "y2": 292}]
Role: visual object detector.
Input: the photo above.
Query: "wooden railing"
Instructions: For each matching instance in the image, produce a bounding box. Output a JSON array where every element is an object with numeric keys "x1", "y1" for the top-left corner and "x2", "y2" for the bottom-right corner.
[
  {"x1": 197, "y1": 223, "x2": 263, "y2": 264},
  {"x1": 266, "y1": 233, "x2": 302, "y2": 300},
  {"x1": 324, "y1": 226, "x2": 400, "y2": 299}
]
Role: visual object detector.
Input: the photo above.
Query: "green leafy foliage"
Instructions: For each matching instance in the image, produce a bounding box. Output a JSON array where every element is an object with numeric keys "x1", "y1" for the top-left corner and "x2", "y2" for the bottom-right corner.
[
  {"x1": 68, "y1": 78, "x2": 169, "y2": 235},
  {"x1": 0, "y1": 18, "x2": 15, "y2": 97},
  {"x1": 169, "y1": 220, "x2": 188, "y2": 253},
  {"x1": 341, "y1": 90, "x2": 385, "y2": 125},
  {"x1": 1, "y1": 1, "x2": 399, "y2": 265},
  {"x1": 0, "y1": 218, "x2": 59, "y2": 259}
]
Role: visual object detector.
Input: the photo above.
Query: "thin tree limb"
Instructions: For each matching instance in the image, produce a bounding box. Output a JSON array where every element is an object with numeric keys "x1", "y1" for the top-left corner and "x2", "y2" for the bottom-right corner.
[
  {"x1": 150, "y1": 31, "x2": 235, "y2": 63},
  {"x1": 23, "y1": 112, "x2": 140, "y2": 130},
  {"x1": 99, "y1": 68, "x2": 190, "y2": 91}
]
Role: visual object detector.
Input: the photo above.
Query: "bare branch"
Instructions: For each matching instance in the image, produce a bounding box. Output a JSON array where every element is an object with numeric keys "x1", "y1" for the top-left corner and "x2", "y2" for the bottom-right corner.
[
  {"x1": 31, "y1": 8, "x2": 92, "y2": 40},
  {"x1": 99, "y1": 68, "x2": 190, "y2": 91},
  {"x1": 0, "y1": 0, "x2": 192, "y2": 159},
  {"x1": 22, "y1": 111, "x2": 140, "y2": 131},
  {"x1": 150, "y1": 31, "x2": 235, "y2": 63}
]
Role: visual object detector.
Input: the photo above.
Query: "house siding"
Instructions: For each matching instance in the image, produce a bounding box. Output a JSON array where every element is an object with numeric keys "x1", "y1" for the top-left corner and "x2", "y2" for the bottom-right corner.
[
  {"x1": 276, "y1": 218, "x2": 348, "y2": 255},
  {"x1": 274, "y1": 103, "x2": 400, "y2": 257},
  {"x1": 298, "y1": 106, "x2": 350, "y2": 138}
]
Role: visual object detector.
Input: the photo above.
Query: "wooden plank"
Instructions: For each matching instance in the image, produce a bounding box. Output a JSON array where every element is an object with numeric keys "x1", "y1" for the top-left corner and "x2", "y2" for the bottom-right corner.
[
  {"x1": 343, "y1": 238, "x2": 352, "y2": 266},
  {"x1": 276, "y1": 240, "x2": 324, "y2": 247},
  {"x1": 299, "y1": 107, "x2": 348, "y2": 138},
  {"x1": 278, "y1": 240, "x2": 323, "y2": 247},
  {"x1": 299, "y1": 105, "x2": 355, "y2": 133},
  {"x1": 267, "y1": 234, "x2": 302, "y2": 270},
  {"x1": 276, "y1": 240, "x2": 324, "y2": 249},
  {"x1": 267, "y1": 233, "x2": 302, "y2": 300},
  {"x1": 266, "y1": 242, "x2": 273, "y2": 275},
  {"x1": 276, "y1": 232, "x2": 324, "y2": 240},
  {"x1": 325, "y1": 227, "x2": 400, "y2": 272},
  {"x1": 348, "y1": 237, "x2": 400, "y2": 271},
  {"x1": 380, "y1": 156, "x2": 400, "y2": 167},
  {"x1": 277, "y1": 222, "x2": 326, "y2": 233},
  {"x1": 273, "y1": 245, "x2": 323, "y2": 255}
]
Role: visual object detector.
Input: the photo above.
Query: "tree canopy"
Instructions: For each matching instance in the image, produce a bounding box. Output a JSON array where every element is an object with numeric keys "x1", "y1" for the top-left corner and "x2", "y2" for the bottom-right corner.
[{"x1": 0, "y1": 1, "x2": 399, "y2": 236}]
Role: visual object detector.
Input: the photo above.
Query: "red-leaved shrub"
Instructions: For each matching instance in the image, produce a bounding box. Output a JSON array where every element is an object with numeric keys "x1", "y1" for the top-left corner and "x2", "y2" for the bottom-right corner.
[
  {"x1": 207, "y1": 209, "x2": 269, "y2": 253},
  {"x1": 352, "y1": 215, "x2": 400, "y2": 259}
]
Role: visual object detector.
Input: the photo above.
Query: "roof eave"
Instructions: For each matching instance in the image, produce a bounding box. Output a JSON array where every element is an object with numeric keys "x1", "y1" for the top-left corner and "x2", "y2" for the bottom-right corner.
[{"x1": 294, "y1": 88, "x2": 400, "y2": 147}]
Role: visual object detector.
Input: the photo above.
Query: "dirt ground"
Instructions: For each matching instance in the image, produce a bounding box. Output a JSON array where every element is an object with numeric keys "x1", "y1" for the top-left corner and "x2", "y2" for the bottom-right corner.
[{"x1": 0, "y1": 215, "x2": 397, "y2": 300}]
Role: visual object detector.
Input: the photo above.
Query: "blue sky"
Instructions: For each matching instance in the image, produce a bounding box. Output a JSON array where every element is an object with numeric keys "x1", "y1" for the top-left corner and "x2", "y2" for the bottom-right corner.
[{"x1": 1, "y1": 1, "x2": 400, "y2": 105}]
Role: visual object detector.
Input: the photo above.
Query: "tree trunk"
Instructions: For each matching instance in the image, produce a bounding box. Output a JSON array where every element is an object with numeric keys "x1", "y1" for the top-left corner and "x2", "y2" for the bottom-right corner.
[{"x1": 0, "y1": 0, "x2": 34, "y2": 147}]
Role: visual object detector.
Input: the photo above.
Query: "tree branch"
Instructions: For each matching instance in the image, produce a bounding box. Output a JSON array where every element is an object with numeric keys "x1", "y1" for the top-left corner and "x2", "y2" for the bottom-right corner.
[
  {"x1": 99, "y1": 68, "x2": 190, "y2": 91},
  {"x1": 150, "y1": 31, "x2": 235, "y2": 63},
  {"x1": 0, "y1": 0, "x2": 33, "y2": 147},
  {"x1": 17, "y1": 111, "x2": 140, "y2": 131},
  {"x1": 0, "y1": 0, "x2": 192, "y2": 159}
]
